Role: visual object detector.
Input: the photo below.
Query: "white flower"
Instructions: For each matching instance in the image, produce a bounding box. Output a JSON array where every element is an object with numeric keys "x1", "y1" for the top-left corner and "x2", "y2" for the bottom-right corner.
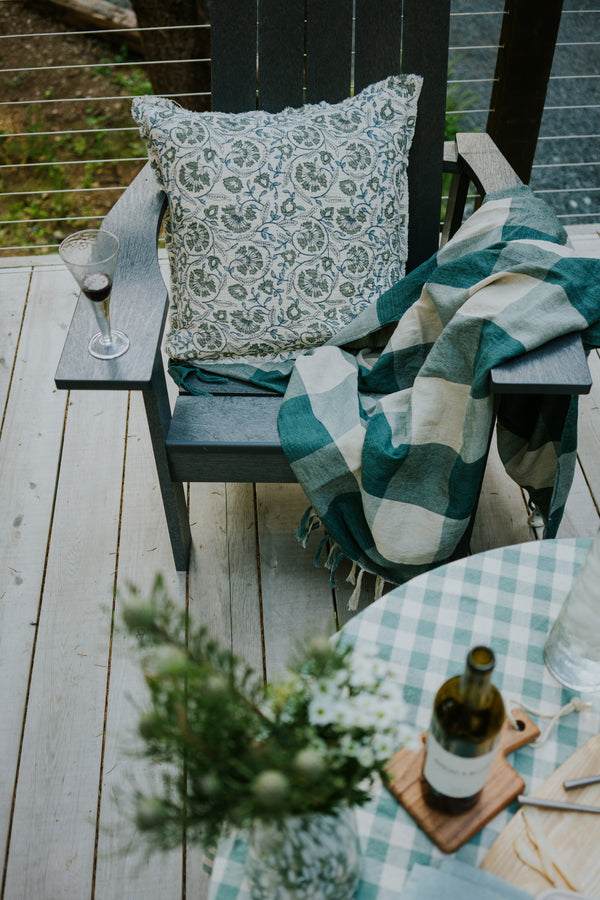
[
  {"x1": 331, "y1": 668, "x2": 350, "y2": 689},
  {"x1": 308, "y1": 690, "x2": 348, "y2": 727},
  {"x1": 346, "y1": 652, "x2": 381, "y2": 689},
  {"x1": 339, "y1": 733, "x2": 361, "y2": 758},
  {"x1": 307, "y1": 697, "x2": 332, "y2": 725},
  {"x1": 392, "y1": 723, "x2": 421, "y2": 752},
  {"x1": 371, "y1": 732, "x2": 399, "y2": 760},
  {"x1": 343, "y1": 691, "x2": 378, "y2": 729},
  {"x1": 355, "y1": 743, "x2": 377, "y2": 768}
]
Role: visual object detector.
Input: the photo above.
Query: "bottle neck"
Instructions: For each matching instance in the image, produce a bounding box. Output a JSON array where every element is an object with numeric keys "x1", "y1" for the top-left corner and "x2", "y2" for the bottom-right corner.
[{"x1": 458, "y1": 646, "x2": 495, "y2": 708}]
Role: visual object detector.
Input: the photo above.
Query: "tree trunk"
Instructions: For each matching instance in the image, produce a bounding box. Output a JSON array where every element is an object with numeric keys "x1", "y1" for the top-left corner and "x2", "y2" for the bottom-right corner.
[{"x1": 128, "y1": 0, "x2": 211, "y2": 111}]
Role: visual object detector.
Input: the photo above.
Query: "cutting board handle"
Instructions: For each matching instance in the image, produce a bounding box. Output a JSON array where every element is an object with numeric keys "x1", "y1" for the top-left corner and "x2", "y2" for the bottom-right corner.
[{"x1": 500, "y1": 709, "x2": 542, "y2": 755}]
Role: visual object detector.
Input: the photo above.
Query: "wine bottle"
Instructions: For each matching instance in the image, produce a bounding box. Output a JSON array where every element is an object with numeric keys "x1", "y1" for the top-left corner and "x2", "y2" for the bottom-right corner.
[{"x1": 422, "y1": 646, "x2": 505, "y2": 814}]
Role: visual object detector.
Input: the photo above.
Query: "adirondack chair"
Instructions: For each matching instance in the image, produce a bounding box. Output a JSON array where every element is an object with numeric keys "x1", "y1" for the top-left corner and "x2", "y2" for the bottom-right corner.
[{"x1": 55, "y1": 0, "x2": 591, "y2": 573}]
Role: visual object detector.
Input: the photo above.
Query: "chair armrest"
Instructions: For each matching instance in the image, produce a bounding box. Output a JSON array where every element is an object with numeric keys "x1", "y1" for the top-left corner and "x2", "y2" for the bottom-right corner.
[
  {"x1": 455, "y1": 132, "x2": 522, "y2": 196},
  {"x1": 490, "y1": 332, "x2": 592, "y2": 396},
  {"x1": 448, "y1": 135, "x2": 591, "y2": 397},
  {"x1": 443, "y1": 140, "x2": 460, "y2": 174},
  {"x1": 441, "y1": 134, "x2": 522, "y2": 245},
  {"x1": 55, "y1": 163, "x2": 169, "y2": 391}
]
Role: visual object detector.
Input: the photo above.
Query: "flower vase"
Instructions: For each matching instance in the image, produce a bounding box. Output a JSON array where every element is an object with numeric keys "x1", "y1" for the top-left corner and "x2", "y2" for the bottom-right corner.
[
  {"x1": 544, "y1": 528, "x2": 600, "y2": 691},
  {"x1": 245, "y1": 806, "x2": 360, "y2": 900}
]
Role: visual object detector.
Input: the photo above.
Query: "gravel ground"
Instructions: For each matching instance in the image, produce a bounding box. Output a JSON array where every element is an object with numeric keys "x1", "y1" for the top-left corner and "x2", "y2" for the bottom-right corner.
[{"x1": 449, "y1": 0, "x2": 600, "y2": 226}]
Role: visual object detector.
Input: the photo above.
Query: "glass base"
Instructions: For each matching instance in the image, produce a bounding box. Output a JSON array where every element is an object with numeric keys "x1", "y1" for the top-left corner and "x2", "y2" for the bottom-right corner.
[
  {"x1": 88, "y1": 330, "x2": 129, "y2": 359},
  {"x1": 544, "y1": 637, "x2": 600, "y2": 693}
]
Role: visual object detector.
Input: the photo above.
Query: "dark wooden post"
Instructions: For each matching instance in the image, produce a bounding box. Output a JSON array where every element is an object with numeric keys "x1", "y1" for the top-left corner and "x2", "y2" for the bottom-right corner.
[{"x1": 486, "y1": 0, "x2": 563, "y2": 184}]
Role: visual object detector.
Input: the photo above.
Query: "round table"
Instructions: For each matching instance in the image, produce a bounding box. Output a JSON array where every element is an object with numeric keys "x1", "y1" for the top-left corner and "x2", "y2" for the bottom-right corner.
[{"x1": 208, "y1": 538, "x2": 600, "y2": 899}]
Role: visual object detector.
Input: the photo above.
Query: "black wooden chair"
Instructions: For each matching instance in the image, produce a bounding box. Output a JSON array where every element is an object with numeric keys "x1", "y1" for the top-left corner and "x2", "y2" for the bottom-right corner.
[{"x1": 55, "y1": 0, "x2": 591, "y2": 572}]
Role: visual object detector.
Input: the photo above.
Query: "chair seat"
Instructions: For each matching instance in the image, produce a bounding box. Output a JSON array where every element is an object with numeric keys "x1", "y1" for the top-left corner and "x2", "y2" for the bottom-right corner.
[{"x1": 167, "y1": 394, "x2": 295, "y2": 483}]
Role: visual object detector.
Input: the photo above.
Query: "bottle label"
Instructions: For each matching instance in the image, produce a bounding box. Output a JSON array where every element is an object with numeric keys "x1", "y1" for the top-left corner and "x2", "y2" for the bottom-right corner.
[{"x1": 423, "y1": 731, "x2": 497, "y2": 798}]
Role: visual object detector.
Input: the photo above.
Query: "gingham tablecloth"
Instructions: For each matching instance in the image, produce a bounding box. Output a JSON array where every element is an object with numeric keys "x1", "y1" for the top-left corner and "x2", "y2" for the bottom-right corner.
[{"x1": 208, "y1": 538, "x2": 600, "y2": 899}]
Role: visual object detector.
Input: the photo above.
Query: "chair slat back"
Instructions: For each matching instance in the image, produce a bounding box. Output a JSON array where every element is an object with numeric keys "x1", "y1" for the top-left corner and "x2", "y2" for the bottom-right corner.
[
  {"x1": 354, "y1": 0, "x2": 403, "y2": 93},
  {"x1": 402, "y1": 0, "x2": 451, "y2": 269},
  {"x1": 209, "y1": 0, "x2": 451, "y2": 270},
  {"x1": 305, "y1": 0, "x2": 354, "y2": 105},
  {"x1": 258, "y1": 0, "x2": 306, "y2": 112}
]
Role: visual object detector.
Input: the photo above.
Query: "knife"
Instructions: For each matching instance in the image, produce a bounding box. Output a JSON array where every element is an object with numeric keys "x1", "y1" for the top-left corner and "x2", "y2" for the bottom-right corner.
[
  {"x1": 518, "y1": 794, "x2": 600, "y2": 813},
  {"x1": 563, "y1": 775, "x2": 600, "y2": 790}
]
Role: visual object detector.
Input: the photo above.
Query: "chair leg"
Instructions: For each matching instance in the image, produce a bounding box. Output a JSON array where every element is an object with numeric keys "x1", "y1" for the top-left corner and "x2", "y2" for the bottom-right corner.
[
  {"x1": 441, "y1": 170, "x2": 470, "y2": 245},
  {"x1": 142, "y1": 356, "x2": 192, "y2": 571}
]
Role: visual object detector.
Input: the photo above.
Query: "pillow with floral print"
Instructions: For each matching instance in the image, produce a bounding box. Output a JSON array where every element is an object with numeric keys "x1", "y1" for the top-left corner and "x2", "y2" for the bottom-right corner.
[{"x1": 132, "y1": 75, "x2": 422, "y2": 367}]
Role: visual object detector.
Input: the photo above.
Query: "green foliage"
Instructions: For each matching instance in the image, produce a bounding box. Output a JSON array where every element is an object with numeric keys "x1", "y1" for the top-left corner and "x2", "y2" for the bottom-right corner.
[
  {"x1": 0, "y1": 44, "x2": 152, "y2": 253},
  {"x1": 442, "y1": 66, "x2": 478, "y2": 218},
  {"x1": 115, "y1": 67, "x2": 153, "y2": 97},
  {"x1": 122, "y1": 576, "x2": 414, "y2": 853},
  {"x1": 445, "y1": 60, "x2": 478, "y2": 143}
]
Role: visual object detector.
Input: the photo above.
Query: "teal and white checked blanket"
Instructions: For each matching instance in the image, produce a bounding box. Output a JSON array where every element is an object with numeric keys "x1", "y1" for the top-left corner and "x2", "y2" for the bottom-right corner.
[{"x1": 170, "y1": 186, "x2": 600, "y2": 592}]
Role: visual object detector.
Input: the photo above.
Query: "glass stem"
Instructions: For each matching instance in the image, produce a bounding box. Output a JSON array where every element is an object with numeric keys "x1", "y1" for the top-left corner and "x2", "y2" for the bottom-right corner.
[{"x1": 91, "y1": 298, "x2": 113, "y2": 345}]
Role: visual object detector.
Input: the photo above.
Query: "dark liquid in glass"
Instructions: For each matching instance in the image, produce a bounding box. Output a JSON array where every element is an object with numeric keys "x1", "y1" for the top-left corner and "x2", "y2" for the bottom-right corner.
[{"x1": 82, "y1": 273, "x2": 111, "y2": 303}]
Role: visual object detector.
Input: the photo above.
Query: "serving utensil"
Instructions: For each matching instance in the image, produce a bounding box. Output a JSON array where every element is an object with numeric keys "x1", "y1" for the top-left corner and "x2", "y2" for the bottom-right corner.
[
  {"x1": 564, "y1": 775, "x2": 600, "y2": 790},
  {"x1": 518, "y1": 794, "x2": 600, "y2": 814}
]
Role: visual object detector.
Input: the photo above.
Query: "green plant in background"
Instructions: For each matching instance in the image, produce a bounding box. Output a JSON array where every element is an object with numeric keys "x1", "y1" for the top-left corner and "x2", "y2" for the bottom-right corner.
[
  {"x1": 96, "y1": 44, "x2": 153, "y2": 96},
  {"x1": 95, "y1": 43, "x2": 128, "y2": 78},
  {"x1": 445, "y1": 59, "x2": 478, "y2": 143},
  {"x1": 0, "y1": 42, "x2": 152, "y2": 254},
  {"x1": 441, "y1": 64, "x2": 478, "y2": 220},
  {"x1": 115, "y1": 66, "x2": 152, "y2": 96},
  {"x1": 121, "y1": 576, "x2": 415, "y2": 853}
]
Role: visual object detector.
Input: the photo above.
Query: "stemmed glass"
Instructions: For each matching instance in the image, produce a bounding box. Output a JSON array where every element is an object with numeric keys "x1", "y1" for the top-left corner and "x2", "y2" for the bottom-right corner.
[{"x1": 59, "y1": 229, "x2": 129, "y2": 359}]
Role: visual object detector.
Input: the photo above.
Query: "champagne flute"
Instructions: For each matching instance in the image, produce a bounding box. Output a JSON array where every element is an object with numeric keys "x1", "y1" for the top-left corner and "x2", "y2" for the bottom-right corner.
[{"x1": 59, "y1": 229, "x2": 129, "y2": 359}]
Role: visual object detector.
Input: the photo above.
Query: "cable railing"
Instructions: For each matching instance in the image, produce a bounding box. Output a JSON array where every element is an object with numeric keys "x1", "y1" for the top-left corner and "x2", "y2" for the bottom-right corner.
[
  {"x1": 0, "y1": 2, "x2": 598, "y2": 257},
  {"x1": 0, "y1": 0, "x2": 211, "y2": 254},
  {"x1": 446, "y1": 4, "x2": 600, "y2": 226}
]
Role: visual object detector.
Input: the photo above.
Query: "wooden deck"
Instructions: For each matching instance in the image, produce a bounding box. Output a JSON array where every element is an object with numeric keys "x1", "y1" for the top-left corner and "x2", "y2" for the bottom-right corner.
[{"x1": 1, "y1": 226, "x2": 600, "y2": 899}]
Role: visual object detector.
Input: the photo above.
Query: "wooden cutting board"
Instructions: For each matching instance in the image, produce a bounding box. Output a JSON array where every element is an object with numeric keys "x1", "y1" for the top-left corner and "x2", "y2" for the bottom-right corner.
[
  {"x1": 481, "y1": 735, "x2": 600, "y2": 898},
  {"x1": 386, "y1": 710, "x2": 540, "y2": 853}
]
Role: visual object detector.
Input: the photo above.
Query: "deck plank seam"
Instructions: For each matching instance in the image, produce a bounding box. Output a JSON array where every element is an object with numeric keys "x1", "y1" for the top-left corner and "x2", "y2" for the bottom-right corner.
[{"x1": 91, "y1": 388, "x2": 132, "y2": 900}]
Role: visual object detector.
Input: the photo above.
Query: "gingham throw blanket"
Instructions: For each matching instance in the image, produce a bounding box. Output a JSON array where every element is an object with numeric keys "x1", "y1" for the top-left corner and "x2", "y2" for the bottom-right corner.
[{"x1": 170, "y1": 186, "x2": 600, "y2": 599}]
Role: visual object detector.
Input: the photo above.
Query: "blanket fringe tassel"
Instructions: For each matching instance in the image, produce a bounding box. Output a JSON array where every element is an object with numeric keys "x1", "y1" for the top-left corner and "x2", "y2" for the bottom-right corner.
[
  {"x1": 297, "y1": 506, "x2": 321, "y2": 548},
  {"x1": 348, "y1": 568, "x2": 365, "y2": 610},
  {"x1": 345, "y1": 563, "x2": 386, "y2": 610},
  {"x1": 298, "y1": 506, "x2": 386, "y2": 609}
]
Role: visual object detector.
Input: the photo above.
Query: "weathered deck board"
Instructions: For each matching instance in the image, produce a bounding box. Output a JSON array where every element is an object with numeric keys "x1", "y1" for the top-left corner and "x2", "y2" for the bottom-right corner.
[
  {"x1": 0, "y1": 227, "x2": 599, "y2": 899},
  {"x1": 257, "y1": 482, "x2": 339, "y2": 679},
  {"x1": 4, "y1": 385, "x2": 127, "y2": 899},
  {"x1": 0, "y1": 266, "x2": 75, "y2": 869},
  {"x1": 95, "y1": 390, "x2": 186, "y2": 900},
  {"x1": 0, "y1": 266, "x2": 28, "y2": 408}
]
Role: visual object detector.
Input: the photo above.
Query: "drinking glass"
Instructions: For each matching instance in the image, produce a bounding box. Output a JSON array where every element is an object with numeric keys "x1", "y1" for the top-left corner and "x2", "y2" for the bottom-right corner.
[
  {"x1": 544, "y1": 527, "x2": 600, "y2": 692},
  {"x1": 59, "y1": 229, "x2": 129, "y2": 359}
]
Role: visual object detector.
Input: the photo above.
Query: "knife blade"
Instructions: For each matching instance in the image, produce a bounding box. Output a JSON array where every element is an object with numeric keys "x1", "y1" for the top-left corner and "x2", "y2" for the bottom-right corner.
[{"x1": 518, "y1": 794, "x2": 600, "y2": 813}]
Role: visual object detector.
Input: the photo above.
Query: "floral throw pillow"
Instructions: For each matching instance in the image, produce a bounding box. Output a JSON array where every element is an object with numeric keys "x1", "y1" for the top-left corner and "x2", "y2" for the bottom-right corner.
[{"x1": 132, "y1": 75, "x2": 422, "y2": 366}]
